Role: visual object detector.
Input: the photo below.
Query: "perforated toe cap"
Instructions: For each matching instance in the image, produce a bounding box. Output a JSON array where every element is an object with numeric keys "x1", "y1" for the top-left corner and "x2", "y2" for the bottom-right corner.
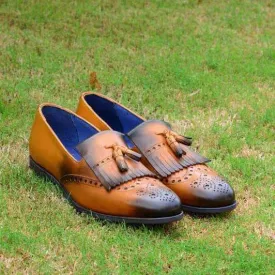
[
  {"x1": 189, "y1": 173, "x2": 235, "y2": 207},
  {"x1": 132, "y1": 181, "x2": 182, "y2": 218},
  {"x1": 164, "y1": 164, "x2": 236, "y2": 208}
]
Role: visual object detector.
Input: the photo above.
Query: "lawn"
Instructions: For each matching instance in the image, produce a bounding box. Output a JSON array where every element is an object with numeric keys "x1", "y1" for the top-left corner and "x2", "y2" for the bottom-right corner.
[{"x1": 0, "y1": 0, "x2": 274, "y2": 273}]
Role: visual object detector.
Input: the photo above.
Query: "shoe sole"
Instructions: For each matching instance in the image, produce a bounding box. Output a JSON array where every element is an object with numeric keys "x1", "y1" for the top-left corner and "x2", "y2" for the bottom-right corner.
[
  {"x1": 29, "y1": 157, "x2": 184, "y2": 224},
  {"x1": 181, "y1": 201, "x2": 237, "y2": 214}
]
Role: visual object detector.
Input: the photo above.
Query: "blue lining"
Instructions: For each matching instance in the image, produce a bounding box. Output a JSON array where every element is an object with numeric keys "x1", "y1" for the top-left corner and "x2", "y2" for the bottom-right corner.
[
  {"x1": 42, "y1": 106, "x2": 97, "y2": 161},
  {"x1": 85, "y1": 94, "x2": 144, "y2": 147}
]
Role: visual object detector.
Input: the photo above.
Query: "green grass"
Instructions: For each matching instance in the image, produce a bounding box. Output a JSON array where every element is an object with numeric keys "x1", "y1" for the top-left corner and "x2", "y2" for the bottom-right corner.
[{"x1": 0, "y1": 0, "x2": 274, "y2": 273}]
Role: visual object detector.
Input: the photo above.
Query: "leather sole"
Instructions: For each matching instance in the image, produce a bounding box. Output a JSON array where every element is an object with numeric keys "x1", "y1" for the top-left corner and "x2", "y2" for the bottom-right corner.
[
  {"x1": 29, "y1": 157, "x2": 184, "y2": 224},
  {"x1": 182, "y1": 201, "x2": 237, "y2": 214}
]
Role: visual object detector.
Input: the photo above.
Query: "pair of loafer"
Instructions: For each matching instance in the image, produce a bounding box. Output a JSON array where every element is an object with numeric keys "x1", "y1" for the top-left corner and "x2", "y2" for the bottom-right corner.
[{"x1": 29, "y1": 92, "x2": 237, "y2": 224}]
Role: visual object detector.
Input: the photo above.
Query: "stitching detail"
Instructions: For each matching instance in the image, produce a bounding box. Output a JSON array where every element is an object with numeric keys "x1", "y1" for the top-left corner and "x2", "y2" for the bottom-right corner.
[
  {"x1": 61, "y1": 174, "x2": 102, "y2": 187},
  {"x1": 92, "y1": 156, "x2": 113, "y2": 168},
  {"x1": 145, "y1": 142, "x2": 167, "y2": 155}
]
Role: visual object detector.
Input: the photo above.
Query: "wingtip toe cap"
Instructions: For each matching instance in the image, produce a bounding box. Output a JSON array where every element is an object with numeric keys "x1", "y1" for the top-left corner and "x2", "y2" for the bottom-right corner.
[{"x1": 133, "y1": 185, "x2": 182, "y2": 218}]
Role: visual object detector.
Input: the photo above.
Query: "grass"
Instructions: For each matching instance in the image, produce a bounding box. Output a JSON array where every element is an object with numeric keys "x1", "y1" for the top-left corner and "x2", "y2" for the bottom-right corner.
[{"x1": 0, "y1": 0, "x2": 274, "y2": 273}]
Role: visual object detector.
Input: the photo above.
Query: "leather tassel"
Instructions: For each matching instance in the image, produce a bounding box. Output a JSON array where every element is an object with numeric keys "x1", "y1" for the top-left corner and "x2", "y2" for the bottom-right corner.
[
  {"x1": 157, "y1": 130, "x2": 186, "y2": 158},
  {"x1": 105, "y1": 144, "x2": 142, "y2": 173},
  {"x1": 169, "y1": 141, "x2": 184, "y2": 158},
  {"x1": 175, "y1": 135, "x2": 192, "y2": 146},
  {"x1": 122, "y1": 148, "x2": 142, "y2": 161},
  {"x1": 115, "y1": 156, "x2": 129, "y2": 172}
]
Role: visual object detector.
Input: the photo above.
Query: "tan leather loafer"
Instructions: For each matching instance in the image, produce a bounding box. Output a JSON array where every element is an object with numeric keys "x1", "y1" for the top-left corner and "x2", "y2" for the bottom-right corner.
[
  {"x1": 29, "y1": 104, "x2": 183, "y2": 224},
  {"x1": 76, "y1": 92, "x2": 237, "y2": 214}
]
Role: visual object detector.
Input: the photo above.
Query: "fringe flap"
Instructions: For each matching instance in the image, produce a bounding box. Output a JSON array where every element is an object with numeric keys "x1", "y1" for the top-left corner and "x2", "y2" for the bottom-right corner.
[{"x1": 127, "y1": 120, "x2": 210, "y2": 178}]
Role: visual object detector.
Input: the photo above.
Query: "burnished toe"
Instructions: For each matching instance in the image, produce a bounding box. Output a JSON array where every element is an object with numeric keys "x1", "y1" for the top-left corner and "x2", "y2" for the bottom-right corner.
[
  {"x1": 131, "y1": 180, "x2": 182, "y2": 218},
  {"x1": 164, "y1": 164, "x2": 237, "y2": 213},
  {"x1": 188, "y1": 173, "x2": 235, "y2": 207}
]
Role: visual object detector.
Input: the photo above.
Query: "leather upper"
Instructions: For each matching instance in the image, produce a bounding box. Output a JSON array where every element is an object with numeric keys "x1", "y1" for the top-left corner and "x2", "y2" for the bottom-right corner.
[
  {"x1": 76, "y1": 92, "x2": 236, "y2": 209},
  {"x1": 29, "y1": 104, "x2": 182, "y2": 217}
]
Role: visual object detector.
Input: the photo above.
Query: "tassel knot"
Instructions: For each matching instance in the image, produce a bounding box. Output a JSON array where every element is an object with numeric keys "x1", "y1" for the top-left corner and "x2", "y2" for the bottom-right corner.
[
  {"x1": 157, "y1": 130, "x2": 192, "y2": 158},
  {"x1": 105, "y1": 144, "x2": 142, "y2": 172}
]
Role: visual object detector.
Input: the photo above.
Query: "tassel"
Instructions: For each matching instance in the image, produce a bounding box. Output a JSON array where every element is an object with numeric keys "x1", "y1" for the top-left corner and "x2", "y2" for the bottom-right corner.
[
  {"x1": 121, "y1": 148, "x2": 142, "y2": 161},
  {"x1": 116, "y1": 156, "x2": 129, "y2": 172},
  {"x1": 174, "y1": 134, "x2": 192, "y2": 146},
  {"x1": 105, "y1": 144, "x2": 142, "y2": 173},
  {"x1": 157, "y1": 130, "x2": 194, "y2": 158},
  {"x1": 169, "y1": 141, "x2": 184, "y2": 158},
  {"x1": 157, "y1": 130, "x2": 185, "y2": 158}
]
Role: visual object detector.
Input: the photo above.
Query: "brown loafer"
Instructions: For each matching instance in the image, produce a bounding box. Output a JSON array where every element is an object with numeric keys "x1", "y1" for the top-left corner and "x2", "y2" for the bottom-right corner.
[
  {"x1": 29, "y1": 104, "x2": 183, "y2": 224},
  {"x1": 76, "y1": 92, "x2": 237, "y2": 214}
]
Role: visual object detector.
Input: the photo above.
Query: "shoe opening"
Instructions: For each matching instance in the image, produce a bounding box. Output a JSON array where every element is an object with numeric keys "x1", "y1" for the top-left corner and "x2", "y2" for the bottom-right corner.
[
  {"x1": 84, "y1": 94, "x2": 144, "y2": 134},
  {"x1": 42, "y1": 106, "x2": 98, "y2": 161}
]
